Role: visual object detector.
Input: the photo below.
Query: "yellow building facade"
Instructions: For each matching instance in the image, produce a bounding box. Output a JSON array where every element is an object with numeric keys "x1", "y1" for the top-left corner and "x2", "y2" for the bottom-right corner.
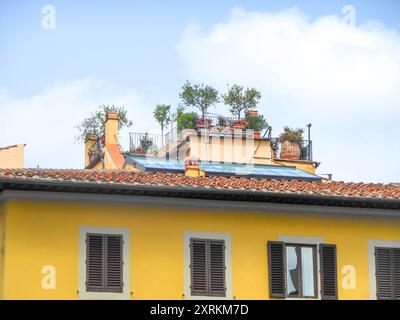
[{"x1": 0, "y1": 176, "x2": 399, "y2": 300}]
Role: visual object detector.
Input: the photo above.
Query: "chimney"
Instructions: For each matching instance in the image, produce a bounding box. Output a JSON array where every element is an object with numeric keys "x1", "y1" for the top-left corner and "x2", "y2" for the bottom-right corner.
[
  {"x1": 105, "y1": 112, "x2": 119, "y2": 145},
  {"x1": 84, "y1": 133, "x2": 99, "y2": 167},
  {"x1": 184, "y1": 158, "x2": 205, "y2": 177},
  {"x1": 320, "y1": 173, "x2": 333, "y2": 181}
]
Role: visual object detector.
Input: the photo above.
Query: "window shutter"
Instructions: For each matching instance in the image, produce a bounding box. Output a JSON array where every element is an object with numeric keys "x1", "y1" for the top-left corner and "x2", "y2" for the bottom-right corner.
[
  {"x1": 394, "y1": 248, "x2": 400, "y2": 300},
  {"x1": 105, "y1": 235, "x2": 123, "y2": 293},
  {"x1": 190, "y1": 239, "x2": 208, "y2": 296},
  {"x1": 268, "y1": 241, "x2": 286, "y2": 298},
  {"x1": 86, "y1": 234, "x2": 105, "y2": 292},
  {"x1": 208, "y1": 240, "x2": 226, "y2": 297},
  {"x1": 375, "y1": 247, "x2": 395, "y2": 300},
  {"x1": 320, "y1": 244, "x2": 338, "y2": 300}
]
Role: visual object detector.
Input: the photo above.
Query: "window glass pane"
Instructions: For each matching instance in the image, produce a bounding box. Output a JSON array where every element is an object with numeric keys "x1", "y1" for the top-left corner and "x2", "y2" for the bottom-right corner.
[
  {"x1": 286, "y1": 246, "x2": 299, "y2": 296},
  {"x1": 301, "y1": 247, "x2": 315, "y2": 297}
]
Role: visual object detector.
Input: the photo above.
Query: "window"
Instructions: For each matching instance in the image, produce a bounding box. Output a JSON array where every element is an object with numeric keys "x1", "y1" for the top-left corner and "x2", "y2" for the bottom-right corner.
[
  {"x1": 375, "y1": 247, "x2": 400, "y2": 300},
  {"x1": 286, "y1": 244, "x2": 317, "y2": 298},
  {"x1": 79, "y1": 227, "x2": 130, "y2": 300},
  {"x1": 190, "y1": 238, "x2": 226, "y2": 297},
  {"x1": 268, "y1": 241, "x2": 338, "y2": 300},
  {"x1": 86, "y1": 233, "x2": 123, "y2": 293}
]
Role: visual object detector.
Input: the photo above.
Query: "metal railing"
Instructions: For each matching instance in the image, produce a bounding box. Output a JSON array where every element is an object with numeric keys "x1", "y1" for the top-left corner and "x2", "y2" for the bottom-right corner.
[
  {"x1": 271, "y1": 138, "x2": 313, "y2": 161},
  {"x1": 129, "y1": 132, "x2": 165, "y2": 154},
  {"x1": 200, "y1": 114, "x2": 238, "y2": 128},
  {"x1": 129, "y1": 113, "x2": 275, "y2": 157}
]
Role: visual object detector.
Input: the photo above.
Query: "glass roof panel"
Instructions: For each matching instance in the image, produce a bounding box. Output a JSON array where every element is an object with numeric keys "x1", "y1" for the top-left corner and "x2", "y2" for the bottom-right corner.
[{"x1": 125, "y1": 156, "x2": 320, "y2": 181}]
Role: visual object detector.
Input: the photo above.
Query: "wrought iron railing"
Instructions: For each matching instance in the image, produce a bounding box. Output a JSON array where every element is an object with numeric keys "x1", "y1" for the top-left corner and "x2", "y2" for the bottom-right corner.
[
  {"x1": 129, "y1": 132, "x2": 165, "y2": 154},
  {"x1": 271, "y1": 138, "x2": 313, "y2": 161},
  {"x1": 200, "y1": 114, "x2": 237, "y2": 128},
  {"x1": 129, "y1": 114, "x2": 274, "y2": 156}
]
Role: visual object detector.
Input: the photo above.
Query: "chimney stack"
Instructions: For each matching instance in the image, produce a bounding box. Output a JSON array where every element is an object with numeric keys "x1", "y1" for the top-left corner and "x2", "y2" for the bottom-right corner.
[
  {"x1": 84, "y1": 133, "x2": 99, "y2": 167},
  {"x1": 105, "y1": 112, "x2": 119, "y2": 145},
  {"x1": 184, "y1": 158, "x2": 205, "y2": 177}
]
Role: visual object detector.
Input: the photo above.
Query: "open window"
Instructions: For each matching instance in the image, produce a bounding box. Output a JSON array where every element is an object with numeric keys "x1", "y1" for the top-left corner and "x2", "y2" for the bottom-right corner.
[
  {"x1": 268, "y1": 241, "x2": 337, "y2": 300},
  {"x1": 286, "y1": 244, "x2": 317, "y2": 298}
]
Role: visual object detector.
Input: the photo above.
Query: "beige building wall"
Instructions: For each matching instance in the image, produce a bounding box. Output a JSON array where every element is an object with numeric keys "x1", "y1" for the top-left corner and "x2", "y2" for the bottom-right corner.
[
  {"x1": 0, "y1": 144, "x2": 25, "y2": 169},
  {"x1": 187, "y1": 135, "x2": 274, "y2": 165}
]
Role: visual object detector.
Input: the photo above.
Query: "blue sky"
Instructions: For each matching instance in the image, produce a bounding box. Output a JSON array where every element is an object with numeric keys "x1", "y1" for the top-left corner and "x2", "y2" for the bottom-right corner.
[{"x1": 0, "y1": 0, "x2": 399, "y2": 182}]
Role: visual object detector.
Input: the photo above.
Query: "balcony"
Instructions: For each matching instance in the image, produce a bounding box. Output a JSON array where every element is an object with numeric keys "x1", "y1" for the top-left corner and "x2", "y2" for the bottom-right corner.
[
  {"x1": 128, "y1": 113, "x2": 312, "y2": 163},
  {"x1": 271, "y1": 138, "x2": 313, "y2": 161}
]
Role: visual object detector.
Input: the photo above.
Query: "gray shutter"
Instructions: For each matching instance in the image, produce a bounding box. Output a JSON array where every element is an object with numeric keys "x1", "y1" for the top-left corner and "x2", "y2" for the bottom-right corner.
[
  {"x1": 320, "y1": 244, "x2": 338, "y2": 300},
  {"x1": 190, "y1": 239, "x2": 208, "y2": 296},
  {"x1": 268, "y1": 241, "x2": 286, "y2": 298},
  {"x1": 375, "y1": 247, "x2": 393, "y2": 299},
  {"x1": 86, "y1": 234, "x2": 105, "y2": 292},
  {"x1": 394, "y1": 248, "x2": 400, "y2": 300},
  {"x1": 105, "y1": 235, "x2": 123, "y2": 293},
  {"x1": 208, "y1": 240, "x2": 226, "y2": 297}
]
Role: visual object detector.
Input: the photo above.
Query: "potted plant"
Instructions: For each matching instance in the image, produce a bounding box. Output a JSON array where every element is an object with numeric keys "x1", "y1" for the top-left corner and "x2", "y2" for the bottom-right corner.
[
  {"x1": 153, "y1": 104, "x2": 171, "y2": 142},
  {"x1": 134, "y1": 147, "x2": 146, "y2": 155},
  {"x1": 246, "y1": 114, "x2": 268, "y2": 139},
  {"x1": 222, "y1": 84, "x2": 261, "y2": 130},
  {"x1": 218, "y1": 116, "x2": 227, "y2": 128},
  {"x1": 179, "y1": 81, "x2": 219, "y2": 126},
  {"x1": 177, "y1": 112, "x2": 198, "y2": 131},
  {"x1": 278, "y1": 127, "x2": 304, "y2": 160},
  {"x1": 197, "y1": 117, "x2": 212, "y2": 129},
  {"x1": 139, "y1": 133, "x2": 154, "y2": 153}
]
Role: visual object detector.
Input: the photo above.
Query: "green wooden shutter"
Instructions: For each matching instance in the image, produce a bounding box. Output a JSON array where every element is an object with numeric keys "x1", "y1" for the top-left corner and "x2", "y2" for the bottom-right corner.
[
  {"x1": 86, "y1": 234, "x2": 105, "y2": 292},
  {"x1": 105, "y1": 235, "x2": 123, "y2": 293},
  {"x1": 190, "y1": 239, "x2": 208, "y2": 296},
  {"x1": 268, "y1": 241, "x2": 286, "y2": 298},
  {"x1": 208, "y1": 240, "x2": 226, "y2": 297},
  {"x1": 320, "y1": 244, "x2": 338, "y2": 300}
]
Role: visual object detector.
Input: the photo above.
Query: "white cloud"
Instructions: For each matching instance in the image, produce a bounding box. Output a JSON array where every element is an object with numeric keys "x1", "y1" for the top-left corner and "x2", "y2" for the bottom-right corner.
[
  {"x1": 177, "y1": 7, "x2": 400, "y2": 183},
  {"x1": 0, "y1": 78, "x2": 155, "y2": 169}
]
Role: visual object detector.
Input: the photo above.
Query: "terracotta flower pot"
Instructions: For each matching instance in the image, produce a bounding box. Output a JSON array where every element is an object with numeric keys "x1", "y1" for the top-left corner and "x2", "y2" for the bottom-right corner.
[
  {"x1": 135, "y1": 148, "x2": 146, "y2": 155},
  {"x1": 280, "y1": 141, "x2": 301, "y2": 160},
  {"x1": 247, "y1": 110, "x2": 258, "y2": 117},
  {"x1": 232, "y1": 120, "x2": 247, "y2": 129},
  {"x1": 253, "y1": 131, "x2": 261, "y2": 139}
]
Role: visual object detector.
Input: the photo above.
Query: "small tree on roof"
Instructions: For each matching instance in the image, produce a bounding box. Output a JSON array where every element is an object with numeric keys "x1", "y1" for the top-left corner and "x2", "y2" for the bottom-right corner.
[
  {"x1": 75, "y1": 104, "x2": 133, "y2": 142},
  {"x1": 179, "y1": 81, "x2": 219, "y2": 121},
  {"x1": 222, "y1": 84, "x2": 261, "y2": 121},
  {"x1": 153, "y1": 104, "x2": 171, "y2": 138}
]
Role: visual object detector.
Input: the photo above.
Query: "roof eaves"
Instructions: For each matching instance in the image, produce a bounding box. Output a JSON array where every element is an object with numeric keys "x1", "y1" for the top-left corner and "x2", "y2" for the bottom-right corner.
[{"x1": 0, "y1": 177, "x2": 399, "y2": 210}]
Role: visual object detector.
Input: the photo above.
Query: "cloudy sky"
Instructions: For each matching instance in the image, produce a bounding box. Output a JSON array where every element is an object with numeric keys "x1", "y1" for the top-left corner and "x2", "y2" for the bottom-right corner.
[{"x1": 0, "y1": 0, "x2": 399, "y2": 183}]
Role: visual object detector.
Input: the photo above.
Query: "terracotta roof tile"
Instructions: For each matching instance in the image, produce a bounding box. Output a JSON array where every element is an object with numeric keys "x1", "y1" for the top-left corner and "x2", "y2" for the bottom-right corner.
[{"x1": 0, "y1": 168, "x2": 399, "y2": 200}]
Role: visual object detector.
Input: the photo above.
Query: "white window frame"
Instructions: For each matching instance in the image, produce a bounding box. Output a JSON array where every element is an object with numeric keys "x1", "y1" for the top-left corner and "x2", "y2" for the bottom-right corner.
[
  {"x1": 368, "y1": 240, "x2": 400, "y2": 300},
  {"x1": 78, "y1": 226, "x2": 131, "y2": 300},
  {"x1": 184, "y1": 232, "x2": 232, "y2": 300},
  {"x1": 279, "y1": 236, "x2": 324, "y2": 300}
]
